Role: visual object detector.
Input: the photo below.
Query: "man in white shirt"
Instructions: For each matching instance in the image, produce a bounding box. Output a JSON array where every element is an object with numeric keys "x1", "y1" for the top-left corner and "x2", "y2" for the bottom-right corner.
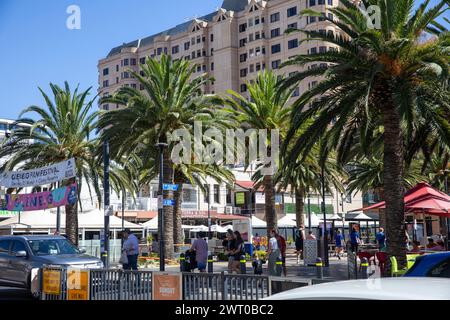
[
  {"x1": 122, "y1": 229, "x2": 139, "y2": 270},
  {"x1": 267, "y1": 229, "x2": 281, "y2": 276}
]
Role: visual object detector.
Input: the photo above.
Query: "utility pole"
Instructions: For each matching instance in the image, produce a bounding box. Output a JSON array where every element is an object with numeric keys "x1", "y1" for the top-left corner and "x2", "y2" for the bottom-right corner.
[
  {"x1": 157, "y1": 142, "x2": 168, "y2": 271},
  {"x1": 207, "y1": 186, "x2": 212, "y2": 240},
  {"x1": 102, "y1": 140, "x2": 110, "y2": 269},
  {"x1": 321, "y1": 164, "x2": 329, "y2": 267},
  {"x1": 56, "y1": 182, "x2": 61, "y2": 234}
]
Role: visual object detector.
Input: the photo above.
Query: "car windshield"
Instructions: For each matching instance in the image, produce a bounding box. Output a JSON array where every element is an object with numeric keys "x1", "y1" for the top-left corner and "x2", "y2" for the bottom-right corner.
[{"x1": 27, "y1": 239, "x2": 80, "y2": 256}]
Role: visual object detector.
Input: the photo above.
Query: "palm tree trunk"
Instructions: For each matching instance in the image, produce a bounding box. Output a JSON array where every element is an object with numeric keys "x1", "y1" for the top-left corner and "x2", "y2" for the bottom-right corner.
[
  {"x1": 382, "y1": 100, "x2": 407, "y2": 274},
  {"x1": 264, "y1": 175, "x2": 277, "y2": 235},
  {"x1": 173, "y1": 171, "x2": 184, "y2": 252},
  {"x1": 162, "y1": 149, "x2": 175, "y2": 260},
  {"x1": 65, "y1": 177, "x2": 78, "y2": 246},
  {"x1": 295, "y1": 188, "x2": 305, "y2": 228},
  {"x1": 65, "y1": 202, "x2": 78, "y2": 246}
]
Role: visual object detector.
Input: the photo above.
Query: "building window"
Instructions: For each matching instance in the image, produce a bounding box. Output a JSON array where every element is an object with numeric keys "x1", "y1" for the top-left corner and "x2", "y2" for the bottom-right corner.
[
  {"x1": 192, "y1": 52, "x2": 196, "y2": 59},
  {"x1": 319, "y1": 46, "x2": 327, "y2": 53},
  {"x1": 240, "y1": 53, "x2": 248, "y2": 63},
  {"x1": 202, "y1": 65, "x2": 207, "y2": 72},
  {"x1": 309, "y1": 0, "x2": 316, "y2": 6},
  {"x1": 239, "y1": 38, "x2": 247, "y2": 47},
  {"x1": 103, "y1": 68, "x2": 109, "y2": 76},
  {"x1": 240, "y1": 68, "x2": 248, "y2": 77},
  {"x1": 116, "y1": 77, "x2": 119, "y2": 84},
  {"x1": 249, "y1": 64, "x2": 255, "y2": 73},
  {"x1": 255, "y1": 17, "x2": 260, "y2": 25},
  {"x1": 271, "y1": 59, "x2": 281, "y2": 69},
  {"x1": 309, "y1": 16, "x2": 316, "y2": 23},
  {"x1": 239, "y1": 23, "x2": 247, "y2": 33},
  {"x1": 249, "y1": 33, "x2": 254, "y2": 42},
  {"x1": 210, "y1": 34, "x2": 214, "y2": 42},
  {"x1": 271, "y1": 28, "x2": 280, "y2": 38},
  {"x1": 157, "y1": 48, "x2": 163, "y2": 55},
  {"x1": 123, "y1": 59, "x2": 129, "y2": 66},
  {"x1": 293, "y1": 87, "x2": 300, "y2": 97},
  {"x1": 288, "y1": 39, "x2": 299, "y2": 49},
  {"x1": 197, "y1": 65, "x2": 202, "y2": 72},
  {"x1": 131, "y1": 83, "x2": 137, "y2": 89},
  {"x1": 240, "y1": 84, "x2": 247, "y2": 92},
  {"x1": 139, "y1": 57, "x2": 146, "y2": 65},
  {"x1": 103, "y1": 80, "x2": 109, "y2": 88},
  {"x1": 287, "y1": 7, "x2": 297, "y2": 17},
  {"x1": 328, "y1": 0, "x2": 333, "y2": 5},
  {"x1": 270, "y1": 12, "x2": 280, "y2": 23},
  {"x1": 271, "y1": 44, "x2": 281, "y2": 54},
  {"x1": 130, "y1": 58, "x2": 136, "y2": 66},
  {"x1": 103, "y1": 104, "x2": 109, "y2": 111},
  {"x1": 196, "y1": 36, "x2": 201, "y2": 44},
  {"x1": 318, "y1": 0, "x2": 325, "y2": 4},
  {"x1": 214, "y1": 185, "x2": 220, "y2": 203},
  {"x1": 211, "y1": 62, "x2": 214, "y2": 71},
  {"x1": 288, "y1": 22, "x2": 298, "y2": 29},
  {"x1": 328, "y1": 13, "x2": 334, "y2": 20},
  {"x1": 310, "y1": 47, "x2": 317, "y2": 54},
  {"x1": 184, "y1": 42, "x2": 190, "y2": 50},
  {"x1": 172, "y1": 46, "x2": 179, "y2": 55}
]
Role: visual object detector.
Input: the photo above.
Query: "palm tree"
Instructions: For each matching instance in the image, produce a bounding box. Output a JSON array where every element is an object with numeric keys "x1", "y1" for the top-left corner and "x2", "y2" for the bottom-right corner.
[
  {"x1": 282, "y1": 0, "x2": 450, "y2": 269},
  {"x1": 0, "y1": 83, "x2": 99, "y2": 245},
  {"x1": 224, "y1": 70, "x2": 296, "y2": 235},
  {"x1": 99, "y1": 54, "x2": 227, "y2": 259}
]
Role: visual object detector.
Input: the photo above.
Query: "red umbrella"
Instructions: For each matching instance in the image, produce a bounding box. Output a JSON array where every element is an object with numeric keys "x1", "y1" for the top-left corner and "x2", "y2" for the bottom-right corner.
[{"x1": 355, "y1": 183, "x2": 450, "y2": 217}]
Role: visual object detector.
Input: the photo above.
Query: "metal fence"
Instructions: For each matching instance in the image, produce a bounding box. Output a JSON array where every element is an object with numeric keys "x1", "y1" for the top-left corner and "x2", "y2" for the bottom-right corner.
[
  {"x1": 347, "y1": 251, "x2": 358, "y2": 279},
  {"x1": 90, "y1": 269, "x2": 152, "y2": 300},
  {"x1": 40, "y1": 269, "x2": 271, "y2": 301}
]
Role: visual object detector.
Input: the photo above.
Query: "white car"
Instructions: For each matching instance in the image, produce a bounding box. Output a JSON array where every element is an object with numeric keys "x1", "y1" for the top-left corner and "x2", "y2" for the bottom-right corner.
[{"x1": 265, "y1": 278, "x2": 450, "y2": 300}]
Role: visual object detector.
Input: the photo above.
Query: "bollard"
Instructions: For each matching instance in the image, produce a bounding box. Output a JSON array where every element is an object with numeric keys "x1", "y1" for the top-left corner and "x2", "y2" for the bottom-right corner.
[
  {"x1": 316, "y1": 257, "x2": 323, "y2": 279},
  {"x1": 240, "y1": 255, "x2": 247, "y2": 274},
  {"x1": 179, "y1": 253, "x2": 185, "y2": 272},
  {"x1": 208, "y1": 255, "x2": 214, "y2": 273},
  {"x1": 361, "y1": 257, "x2": 369, "y2": 279},
  {"x1": 275, "y1": 257, "x2": 283, "y2": 277}
]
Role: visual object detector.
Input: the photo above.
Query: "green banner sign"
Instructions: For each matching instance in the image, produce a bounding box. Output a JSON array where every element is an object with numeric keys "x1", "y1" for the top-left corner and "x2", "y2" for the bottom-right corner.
[
  {"x1": 235, "y1": 193, "x2": 245, "y2": 205},
  {"x1": 0, "y1": 210, "x2": 17, "y2": 217}
]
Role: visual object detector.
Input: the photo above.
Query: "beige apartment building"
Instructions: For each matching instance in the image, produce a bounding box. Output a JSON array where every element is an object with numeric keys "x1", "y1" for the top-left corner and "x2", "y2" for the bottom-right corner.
[{"x1": 98, "y1": 0, "x2": 340, "y2": 109}]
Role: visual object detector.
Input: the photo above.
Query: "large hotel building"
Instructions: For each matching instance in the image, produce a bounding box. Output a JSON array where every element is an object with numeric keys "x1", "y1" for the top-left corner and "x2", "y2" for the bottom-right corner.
[
  {"x1": 97, "y1": 0, "x2": 368, "y2": 222},
  {"x1": 98, "y1": 0, "x2": 339, "y2": 110}
]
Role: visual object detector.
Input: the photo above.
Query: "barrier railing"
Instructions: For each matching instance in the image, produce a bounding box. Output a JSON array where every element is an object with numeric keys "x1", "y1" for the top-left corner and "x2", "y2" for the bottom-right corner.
[{"x1": 39, "y1": 269, "x2": 275, "y2": 301}]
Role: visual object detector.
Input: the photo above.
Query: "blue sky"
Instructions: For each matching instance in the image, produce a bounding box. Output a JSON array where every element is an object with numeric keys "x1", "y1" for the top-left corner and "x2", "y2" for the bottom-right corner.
[
  {"x1": 0, "y1": 0, "x2": 446, "y2": 120},
  {"x1": 0, "y1": 0, "x2": 223, "y2": 120}
]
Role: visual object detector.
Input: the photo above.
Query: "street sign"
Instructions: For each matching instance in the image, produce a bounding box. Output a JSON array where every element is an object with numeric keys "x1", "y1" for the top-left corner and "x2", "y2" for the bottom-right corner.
[
  {"x1": 152, "y1": 272, "x2": 182, "y2": 300},
  {"x1": 42, "y1": 269, "x2": 61, "y2": 295},
  {"x1": 163, "y1": 184, "x2": 179, "y2": 191},
  {"x1": 163, "y1": 199, "x2": 176, "y2": 207},
  {"x1": 67, "y1": 268, "x2": 90, "y2": 300}
]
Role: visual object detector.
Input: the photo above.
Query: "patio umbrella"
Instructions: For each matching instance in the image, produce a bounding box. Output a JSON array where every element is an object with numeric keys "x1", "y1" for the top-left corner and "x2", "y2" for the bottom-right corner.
[{"x1": 351, "y1": 213, "x2": 373, "y2": 243}]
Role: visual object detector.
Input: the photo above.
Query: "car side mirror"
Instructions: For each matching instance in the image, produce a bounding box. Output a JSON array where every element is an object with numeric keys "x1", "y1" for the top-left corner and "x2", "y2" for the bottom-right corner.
[
  {"x1": 79, "y1": 249, "x2": 86, "y2": 254},
  {"x1": 15, "y1": 251, "x2": 27, "y2": 258}
]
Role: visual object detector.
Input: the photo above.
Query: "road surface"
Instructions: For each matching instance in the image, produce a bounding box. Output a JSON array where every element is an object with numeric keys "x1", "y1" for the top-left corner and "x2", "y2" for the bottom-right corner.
[{"x1": 0, "y1": 286, "x2": 32, "y2": 300}]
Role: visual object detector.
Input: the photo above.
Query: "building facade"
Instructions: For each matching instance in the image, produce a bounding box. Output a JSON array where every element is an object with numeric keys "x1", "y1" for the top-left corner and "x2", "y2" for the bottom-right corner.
[
  {"x1": 98, "y1": 0, "x2": 364, "y2": 221},
  {"x1": 98, "y1": 0, "x2": 340, "y2": 110}
]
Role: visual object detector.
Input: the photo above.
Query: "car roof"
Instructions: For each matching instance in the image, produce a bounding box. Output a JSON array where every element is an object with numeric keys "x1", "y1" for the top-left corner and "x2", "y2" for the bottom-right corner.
[
  {"x1": 0, "y1": 235, "x2": 67, "y2": 241},
  {"x1": 267, "y1": 278, "x2": 450, "y2": 300}
]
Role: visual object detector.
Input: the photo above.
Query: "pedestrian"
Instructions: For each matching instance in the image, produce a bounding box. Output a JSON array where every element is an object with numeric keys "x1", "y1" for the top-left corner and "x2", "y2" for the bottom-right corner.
[
  {"x1": 306, "y1": 230, "x2": 316, "y2": 240},
  {"x1": 122, "y1": 229, "x2": 139, "y2": 270},
  {"x1": 231, "y1": 231, "x2": 245, "y2": 274},
  {"x1": 275, "y1": 231, "x2": 287, "y2": 277},
  {"x1": 334, "y1": 230, "x2": 344, "y2": 260},
  {"x1": 191, "y1": 232, "x2": 209, "y2": 272},
  {"x1": 267, "y1": 229, "x2": 281, "y2": 276},
  {"x1": 295, "y1": 225, "x2": 305, "y2": 263},
  {"x1": 350, "y1": 227, "x2": 360, "y2": 253},
  {"x1": 223, "y1": 229, "x2": 236, "y2": 273},
  {"x1": 376, "y1": 227, "x2": 386, "y2": 250}
]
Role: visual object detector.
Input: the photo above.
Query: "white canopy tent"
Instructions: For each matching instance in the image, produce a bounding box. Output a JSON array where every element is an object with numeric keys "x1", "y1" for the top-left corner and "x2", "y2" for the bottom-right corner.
[
  {"x1": 251, "y1": 216, "x2": 267, "y2": 228},
  {"x1": 278, "y1": 215, "x2": 297, "y2": 228},
  {"x1": 142, "y1": 216, "x2": 196, "y2": 231},
  {"x1": 0, "y1": 209, "x2": 142, "y2": 231}
]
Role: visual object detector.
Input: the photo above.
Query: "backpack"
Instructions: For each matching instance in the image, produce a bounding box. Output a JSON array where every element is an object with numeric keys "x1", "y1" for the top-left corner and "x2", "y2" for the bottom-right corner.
[{"x1": 277, "y1": 235, "x2": 287, "y2": 254}]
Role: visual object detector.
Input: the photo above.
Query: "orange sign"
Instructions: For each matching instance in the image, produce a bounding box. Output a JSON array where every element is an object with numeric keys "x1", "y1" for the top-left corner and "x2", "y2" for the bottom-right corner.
[
  {"x1": 42, "y1": 269, "x2": 61, "y2": 295},
  {"x1": 67, "y1": 269, "x2": 90, "y2": 300},
  {"x1": 152, "y1": 272, "x2": 182, "y2": 300}
]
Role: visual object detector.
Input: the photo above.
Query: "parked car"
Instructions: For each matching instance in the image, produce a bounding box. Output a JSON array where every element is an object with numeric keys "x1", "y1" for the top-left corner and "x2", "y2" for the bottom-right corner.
[
  {"x1": 0, "y1": 235, "x2": 103, "y2": 293},
  {"x1": 265, "y1": 278, "x2": 450, "y2": 300},
  {"x1": 404, "y1": 252, "x2": 450, "y2": 278}
]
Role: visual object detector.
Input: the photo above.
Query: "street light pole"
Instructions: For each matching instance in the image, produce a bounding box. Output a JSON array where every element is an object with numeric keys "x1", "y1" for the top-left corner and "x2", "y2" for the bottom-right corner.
[
  {"x1": 102, "y1": 140, "x2": 110, "y2": 269},
  {"x1": 307, "y1": 192, "x2": 312, "y2": 232},
  {"x1": 157, "y1": 142, "x2": 168, "y2": 272},
  {"x1": 321, "y1": 164, "x2": 329, "y2": 267},
  {"x1": 207, "y1": 186, "x2": 211, "y2": 240},
  {"x1": 56, "y1": 182, "x2": 61, "y2": 234}
]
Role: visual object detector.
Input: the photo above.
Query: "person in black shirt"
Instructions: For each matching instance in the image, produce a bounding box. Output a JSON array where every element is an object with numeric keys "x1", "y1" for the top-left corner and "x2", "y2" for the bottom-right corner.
[
  {"x1": 223, "y1": 229, "x2": 236, "y2": 273},
  {"x1": 231, "y1": 231, "x2": 245, "y2": 274}
]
